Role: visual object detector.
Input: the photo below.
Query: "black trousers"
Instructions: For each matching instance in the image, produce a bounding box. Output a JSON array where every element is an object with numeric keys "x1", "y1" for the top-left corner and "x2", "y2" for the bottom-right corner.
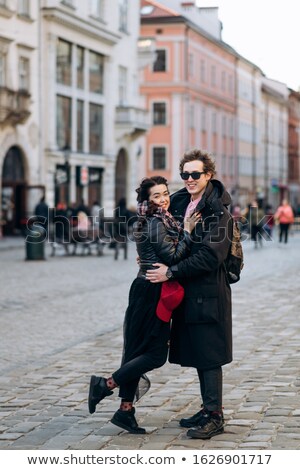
[
  {"x1": 112, "y1": 339, "x2": 168, "y2": 402},
  {"x1": 279, "y1": 223, "x2": 290, "y2": 243},
  {"x1": 197, "y1": 367, "x2": 223, "y2": 412}
]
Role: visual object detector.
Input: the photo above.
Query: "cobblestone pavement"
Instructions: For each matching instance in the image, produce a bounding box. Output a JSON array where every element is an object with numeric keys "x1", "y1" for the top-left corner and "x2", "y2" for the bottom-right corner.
[{"x1": 0, "y1": 232, "x2": 300, "y2": 451}]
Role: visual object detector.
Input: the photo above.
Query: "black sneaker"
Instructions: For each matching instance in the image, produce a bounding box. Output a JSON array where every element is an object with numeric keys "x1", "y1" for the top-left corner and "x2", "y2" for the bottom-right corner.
[
  {"x1": 111, "y1": 407, "x2": 146, "y2": 434},
  {"x1": 88, "y1": 375, "x2": 113, "y2": 414},
  {"x1": 179, "y1": 408, "x2": 210, "y2": 428},
  {"x1": 187, "y1": 416, "x2": 224, "y2": 439}
]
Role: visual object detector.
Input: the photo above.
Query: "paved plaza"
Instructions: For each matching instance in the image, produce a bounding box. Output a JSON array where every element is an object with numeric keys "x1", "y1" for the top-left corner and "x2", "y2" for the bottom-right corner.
[{"x1": 0, "y1": 231, "x2": 300, "y2": 451}]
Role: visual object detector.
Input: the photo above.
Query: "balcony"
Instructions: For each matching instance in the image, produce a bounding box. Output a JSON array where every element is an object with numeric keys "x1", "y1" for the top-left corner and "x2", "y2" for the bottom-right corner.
[
  {"x1": 115, "y1": 106, "x2": 150, "y2": 140},
  {"x1": 0, "y1": 87, "x2": 31, "y2": 126}
]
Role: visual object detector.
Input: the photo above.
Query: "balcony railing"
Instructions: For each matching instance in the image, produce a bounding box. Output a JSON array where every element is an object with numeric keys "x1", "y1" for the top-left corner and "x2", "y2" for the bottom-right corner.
[
  {"x1": 0, "y1": 87, "x2": 31, "y2": 126},
  {"x1": 115, "y1": 105, "x2": 149, "y2": 140}
]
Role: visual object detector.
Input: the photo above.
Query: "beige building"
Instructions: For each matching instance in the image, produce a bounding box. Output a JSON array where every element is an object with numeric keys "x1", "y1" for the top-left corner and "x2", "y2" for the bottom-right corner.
[
  {"x1": 42, "y1": 0, "x2": 149, "y2": 214},
  {"x1": 259, "y1": 77, "x2": 289, "y2": 209},
  {"x1": 0, "y1": 0, "x2": 149, "y2": 235},
  {"x1": 0, "y1": 0, "x2": 41, "y2": 236},
  {"x1": 235, "y1": 57, "x2": 263, "y2": 208}
]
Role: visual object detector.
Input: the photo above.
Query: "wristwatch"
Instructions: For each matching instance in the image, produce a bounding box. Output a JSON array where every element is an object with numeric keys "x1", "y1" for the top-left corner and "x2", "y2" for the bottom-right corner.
[{"x1": 166, "y1": 267, "x2": 174, "y2": 280}]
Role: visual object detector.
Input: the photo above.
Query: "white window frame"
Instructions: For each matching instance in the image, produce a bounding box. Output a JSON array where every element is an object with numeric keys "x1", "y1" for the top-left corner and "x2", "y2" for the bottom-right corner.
[
  {"x1": 90, "y1": 0, "x2": 103, "y2": 19},
  {"x1": 119, "y1": 0, "x2": 128, "y2": 32},
  {"x1": 18, "y1": 0, "x2": 30, "y2": 16},
  {"x1": 18, "y1": 56, "x2": 30, "y2": 91},
  {"x1": 118, "y1": 65, "x2": 127, "y2": 105},
  {"x1": 0, "y1": 51, "x2": 6, "y2": 86}
]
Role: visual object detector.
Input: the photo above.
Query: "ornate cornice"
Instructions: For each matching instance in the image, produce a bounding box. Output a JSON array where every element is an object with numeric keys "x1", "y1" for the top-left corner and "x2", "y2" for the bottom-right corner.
[{"x1": 42, "y1": 7, "x2": 121, "y2": 46}]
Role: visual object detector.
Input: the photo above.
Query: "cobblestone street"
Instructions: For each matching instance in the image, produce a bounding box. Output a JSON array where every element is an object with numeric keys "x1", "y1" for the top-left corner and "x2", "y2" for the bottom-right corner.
[{"x1": 0, "y1": 232, "x2": 300, "y2": 451}]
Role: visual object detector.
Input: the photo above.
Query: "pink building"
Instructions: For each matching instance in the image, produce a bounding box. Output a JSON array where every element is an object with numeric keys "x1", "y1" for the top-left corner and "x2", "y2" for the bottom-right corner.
[{"x1": 140, "y1": 0, "x2": 237, "y2": 193}]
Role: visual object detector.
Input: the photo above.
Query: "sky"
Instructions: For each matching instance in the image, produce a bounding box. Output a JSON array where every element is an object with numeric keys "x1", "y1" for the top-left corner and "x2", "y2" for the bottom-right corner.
[{"x1": 196, "y1": 0, "x2": 300, "y2": 91}]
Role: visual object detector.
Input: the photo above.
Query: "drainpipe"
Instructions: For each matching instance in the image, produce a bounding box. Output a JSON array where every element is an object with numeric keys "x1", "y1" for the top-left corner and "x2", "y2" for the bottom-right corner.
[
  {"x1": 264, "y1": 98, "x2": 269, "y2": 205},
  {"x1": 251, "y1": 70, "x2": 257, "y2": 200},
  {"x1": 184, "y1": 24, "x2": 190, "y2": 151},
  {"x1": 38, "y1": 3, "x2": 44, "y2": 190}
]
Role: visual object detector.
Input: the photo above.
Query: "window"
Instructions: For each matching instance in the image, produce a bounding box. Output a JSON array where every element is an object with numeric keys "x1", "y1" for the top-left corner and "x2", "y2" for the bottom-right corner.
[
  {"x1": 77, "y1": 46, "x2": 84, "y2": 89},
  {"x1": 56, "y1": 39, "x2": 72, "y2": 86},
  {"x1": 200, "y1": 60, "x2": 206, "y2": 83},
  {"x1": 19, "y1": 57, "x2": 30, "y2": 91},
  {"x1": 89, "y1": 103, "x2": 103, "y2": 153},
  {"x1": 211, "y1": 65, "x2": 216, "y2": 87},
  {"x1": 189, "y1": 104, "x2": 195, "y2": 128},
  {"x1": 222, "y1": 116, "x2": 227, "y2": 136},
  {"x1": 118, "y1": 66, "x2": 127, "y2": 105},
  {"x1": 89, "y1": 50, "x2": 104, "y2": 93},
  {"x1": 222, "y1": 154, "x2": 227, "y2": 175},
  {"x1": 201, "y1": 107, "x2": 206, "y2": 131},
  {"x1": 153, "y1": 102, "x2": 166, "y2": 125},
  {"x1": 153, "y1": 49, "x2": 166, "y2": 72},
  {"x1": 119, "y1": 0, "x2": 128, "y2": 32},
  {"x1": 90, "y1": 0, "x2": 103, "y2": 18},
  {"x1": 221, "y1": 71, "x2": 226, "y2": 91},
  {"x1": 189, "y1": 54, "x2": 194, "y2": 78},
  {"x1": 212, "y1": 112, "x2": 217, "y2": 134},
  {"x1": 18, "y1": 0, "x2": 30, "y2": 16},
  {"x1": 153, "y1": 147, "x2": 166, "y2": 170},
  {"x1": 228, "y1": 75, "x2": 234, "y2": 95},
  {"x1": 56, "y1": 95, "x2": 71, "y2": 150},
  {"x1": 77, "y1": 100, "x2": 84, "y2": 152},
  {"x1": 0, "y1": 52, "x2": 6, "y2": 86}
]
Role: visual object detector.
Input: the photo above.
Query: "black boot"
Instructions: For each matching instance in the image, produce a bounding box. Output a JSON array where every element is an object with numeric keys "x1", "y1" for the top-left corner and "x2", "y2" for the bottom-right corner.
[
  {"x1": 111, "y1": 407, "x2": 146, "y2": 434},
  {"x1": 187, "y1": 414, "x2": 224, "y2": 439},
  {"x1": 179, "y1": 407, "x2": 210, "y2": 428},
  {"x1": 88, "y1": 375, "x2": 113, "y2": 414}
]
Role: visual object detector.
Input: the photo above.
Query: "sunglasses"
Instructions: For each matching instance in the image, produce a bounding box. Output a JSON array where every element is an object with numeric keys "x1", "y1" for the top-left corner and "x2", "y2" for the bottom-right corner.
[{"x1": 180, "y1": 171, "x2": 206, "y2": 180}]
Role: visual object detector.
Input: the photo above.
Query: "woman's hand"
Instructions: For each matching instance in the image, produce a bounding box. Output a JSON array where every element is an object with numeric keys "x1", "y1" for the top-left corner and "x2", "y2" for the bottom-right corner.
[{"x1": 184, "y1": 211, "x2": 201, "y2": 233}]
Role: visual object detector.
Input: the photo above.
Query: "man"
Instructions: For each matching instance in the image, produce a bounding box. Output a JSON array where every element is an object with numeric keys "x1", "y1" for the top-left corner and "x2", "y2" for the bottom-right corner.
[{"x1": 146, "y1": 149, "x2": 233, "y2": 439}]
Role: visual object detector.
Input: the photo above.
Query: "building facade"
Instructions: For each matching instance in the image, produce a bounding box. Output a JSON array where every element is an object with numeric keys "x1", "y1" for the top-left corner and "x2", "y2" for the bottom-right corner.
[
  {"x1": 0, "y1": 0, "x2": 149, "y2": 235},
  {"x1": 42, "y1": 0, "x2": 148, "y2": 215},
  {"x1": 0, "y1": 0, "x2": 41, "y2": 236},
  {"x1": 140, "y1": 0, "x2": 237, "y2": 195},
  {"x1": 288, "y1": 89, "x2": 300, "y2": 211},
  {"x1": 260, "y1": 77, "x2": 289, "y2": 209}
]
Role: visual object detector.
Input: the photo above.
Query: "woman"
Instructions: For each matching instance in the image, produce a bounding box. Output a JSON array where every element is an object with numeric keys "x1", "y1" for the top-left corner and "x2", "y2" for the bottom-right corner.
[
  {"x1": 88, "y1": 176, "x2": 200, "y2": 434},
  {"x1": 274, "y1": 199, "x2": 294, "y2": 244}
]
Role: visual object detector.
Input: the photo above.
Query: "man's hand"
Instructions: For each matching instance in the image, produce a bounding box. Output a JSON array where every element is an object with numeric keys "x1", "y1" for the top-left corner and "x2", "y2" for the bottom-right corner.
[{"x1": 146, "y1": 263, "x2": 168, "y2": 283}]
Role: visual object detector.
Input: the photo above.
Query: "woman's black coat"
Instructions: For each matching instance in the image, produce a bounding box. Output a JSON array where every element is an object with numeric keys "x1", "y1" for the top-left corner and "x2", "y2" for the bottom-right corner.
[{"x1": 168, "y1": 179, "x2": 233, "y2": 370}]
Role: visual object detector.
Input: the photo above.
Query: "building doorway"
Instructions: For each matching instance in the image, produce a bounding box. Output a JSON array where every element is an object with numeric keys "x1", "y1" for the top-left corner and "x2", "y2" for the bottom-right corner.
[
  {"x1": 1, "y1": 146, "x2": 27, "y2": 235},
  {"x1": 115, "y1": 148, "x2": 127, "y2": 208}
]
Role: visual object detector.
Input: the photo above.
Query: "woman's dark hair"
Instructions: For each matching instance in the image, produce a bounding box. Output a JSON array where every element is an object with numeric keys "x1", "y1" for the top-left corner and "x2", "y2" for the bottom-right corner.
[
  {"x1": 135, "y1": 176, "x2": 168, "y2": 228},
  {"x1": 136, "y1": 176, "x2": 168, "y2": 203}
]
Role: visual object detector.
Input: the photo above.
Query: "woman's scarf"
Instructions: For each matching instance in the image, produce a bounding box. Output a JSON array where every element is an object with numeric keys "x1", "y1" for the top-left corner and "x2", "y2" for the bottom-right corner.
[{"x1": 137, "y1": 200, "x2": 183, "y2": 235}]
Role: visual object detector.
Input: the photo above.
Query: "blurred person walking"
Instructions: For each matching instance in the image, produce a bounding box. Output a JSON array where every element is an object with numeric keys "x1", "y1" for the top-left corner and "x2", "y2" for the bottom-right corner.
[{"x1": 274, "y1": 199, "x2": 295, "y2": 244}]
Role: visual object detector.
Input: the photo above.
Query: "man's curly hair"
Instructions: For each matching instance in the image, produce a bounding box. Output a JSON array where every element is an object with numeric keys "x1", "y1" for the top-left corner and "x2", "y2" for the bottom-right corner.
[{"x1": 179, "y1": 149, "x2": 216, "y2": 177}]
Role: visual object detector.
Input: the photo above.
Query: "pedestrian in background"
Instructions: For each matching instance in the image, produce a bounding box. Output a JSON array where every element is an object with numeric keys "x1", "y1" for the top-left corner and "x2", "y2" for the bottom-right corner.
[
  {"x1": 34, "y1": 195, "x2": 49, "y2": 236},
  {"x1": 88, "y1": 176, "x2": 200, "y2": 434},
  {"x1": 146, "y1": 149, "x2": 233, "y2": 440},
  {"x1": 274, "y1": 199, "x2": 295, "y2": 244}
]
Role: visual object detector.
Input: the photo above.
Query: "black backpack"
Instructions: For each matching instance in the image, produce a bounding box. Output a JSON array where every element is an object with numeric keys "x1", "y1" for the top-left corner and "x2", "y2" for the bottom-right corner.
[{"x1": 224, "y1": 218, "x2": 244, "y2": 284}]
